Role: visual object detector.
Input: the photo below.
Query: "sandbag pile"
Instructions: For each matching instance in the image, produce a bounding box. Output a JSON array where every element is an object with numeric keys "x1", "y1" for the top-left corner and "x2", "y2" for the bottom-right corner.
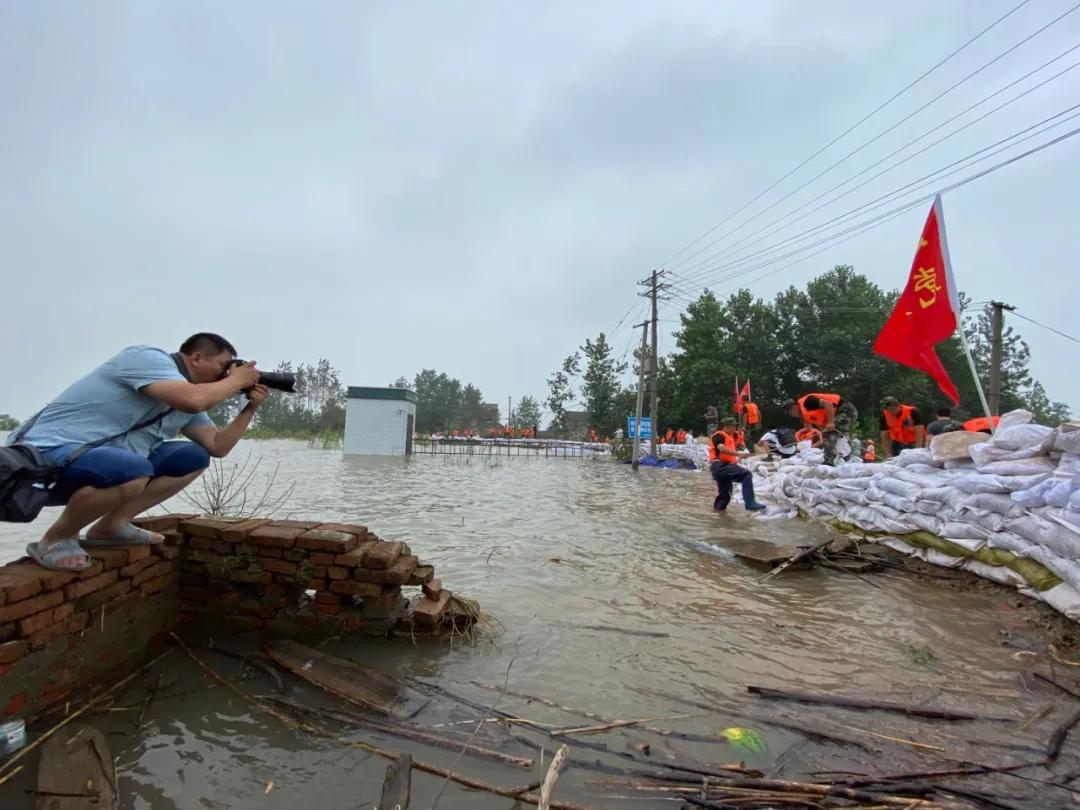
[{"x1": 752, "y1": 411, "x2": 1080, "y2": 621}]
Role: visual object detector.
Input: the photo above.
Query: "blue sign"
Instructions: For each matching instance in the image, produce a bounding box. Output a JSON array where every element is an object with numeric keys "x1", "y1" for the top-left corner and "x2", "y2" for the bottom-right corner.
[{"x1": 627, "y1": 416, "x2": 652, "y2": 439}]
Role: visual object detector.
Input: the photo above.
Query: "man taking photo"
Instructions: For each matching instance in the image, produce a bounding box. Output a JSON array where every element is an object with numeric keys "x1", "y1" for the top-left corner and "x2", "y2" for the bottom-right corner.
[{"x1": 10, "y1": 333, "x2": 266, "y2": 571}]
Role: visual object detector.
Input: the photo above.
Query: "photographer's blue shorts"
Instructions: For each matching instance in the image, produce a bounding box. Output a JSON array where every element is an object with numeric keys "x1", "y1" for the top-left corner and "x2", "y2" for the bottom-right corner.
[{"x1": 44, "y1": 441, "x2": 211, "y2": 504}]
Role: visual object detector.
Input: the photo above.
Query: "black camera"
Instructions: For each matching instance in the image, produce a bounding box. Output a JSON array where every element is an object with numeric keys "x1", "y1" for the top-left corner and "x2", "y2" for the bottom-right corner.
[{"x1": 230, "y1": 360, "x2": 296, "y2": 393}]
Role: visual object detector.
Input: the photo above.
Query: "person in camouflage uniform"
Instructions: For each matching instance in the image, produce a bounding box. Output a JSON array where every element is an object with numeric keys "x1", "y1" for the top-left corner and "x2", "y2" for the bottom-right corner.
[{"x1": 783, "y1": 394, "x2": 859, "y2": 466}]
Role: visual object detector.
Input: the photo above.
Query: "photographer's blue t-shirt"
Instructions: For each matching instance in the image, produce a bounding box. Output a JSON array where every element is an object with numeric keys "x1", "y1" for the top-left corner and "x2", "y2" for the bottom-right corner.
[{"x1": 15, "y1": 346, "x2": 214, "y2": 456}]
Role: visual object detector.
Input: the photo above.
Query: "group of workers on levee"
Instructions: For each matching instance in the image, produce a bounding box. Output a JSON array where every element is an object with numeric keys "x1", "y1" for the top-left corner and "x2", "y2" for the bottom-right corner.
[{"x1": 705, "y1": 390, "x2": 1004, "y2": 512}]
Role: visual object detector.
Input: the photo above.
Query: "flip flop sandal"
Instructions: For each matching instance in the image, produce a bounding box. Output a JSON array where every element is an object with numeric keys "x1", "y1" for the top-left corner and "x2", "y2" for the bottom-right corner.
[
  {"x1": 82, "y1": 522, "x2": 164, "y2": 547},
  {"x1": 26, "y1": 538, "x2": 92, "y2": 572}
]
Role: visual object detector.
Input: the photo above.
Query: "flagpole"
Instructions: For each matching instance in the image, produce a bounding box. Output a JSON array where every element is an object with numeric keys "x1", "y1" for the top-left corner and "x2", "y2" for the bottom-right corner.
[{"x1": 957, "y1": 323, "x2": 996, "y2": 435}]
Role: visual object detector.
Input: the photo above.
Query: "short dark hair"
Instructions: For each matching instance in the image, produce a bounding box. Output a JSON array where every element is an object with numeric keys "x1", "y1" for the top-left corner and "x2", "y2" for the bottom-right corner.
[
  {"x1": 936, "y1": 407, "x2": 952, "y2": 417},
  {"x1": 179, "y1": 333, "x2": 237, "y2": 357}
]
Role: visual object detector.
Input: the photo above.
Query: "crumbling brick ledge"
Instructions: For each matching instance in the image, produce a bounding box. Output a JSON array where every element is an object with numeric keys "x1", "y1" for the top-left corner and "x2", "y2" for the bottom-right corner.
[{"x1": 0, "y1": 513, "x2": 457, "y2": 722}]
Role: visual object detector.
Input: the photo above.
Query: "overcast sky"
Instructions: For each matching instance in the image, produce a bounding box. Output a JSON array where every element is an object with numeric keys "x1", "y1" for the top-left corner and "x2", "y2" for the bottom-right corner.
[{"x1": 2, "y1": 0, "x2": 1078, "y2": 422}]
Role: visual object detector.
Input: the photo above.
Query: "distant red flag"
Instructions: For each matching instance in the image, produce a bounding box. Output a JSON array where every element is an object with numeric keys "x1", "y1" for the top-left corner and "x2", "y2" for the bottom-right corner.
[
  {"x1": 740, "y1": 381, "x2": 751, "y2": 402},
  {"x1": 873, "y1": 195, "x2": 961, "y2": 405},
  {"x1": 733, "y1": 377, "x2": 743, "y2": 414}
]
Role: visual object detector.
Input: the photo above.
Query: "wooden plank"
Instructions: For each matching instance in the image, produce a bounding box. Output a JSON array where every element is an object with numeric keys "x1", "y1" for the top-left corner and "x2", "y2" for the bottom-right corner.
[
  {"x1": 35, "y1": 723, "x2": 117, "y2": 810},
  {"x1": 377, "y1": 752, "x2": 412, "y2": 810},
  {"x1": 263, "y1": 640, "x2": 429, "y2": 720}
]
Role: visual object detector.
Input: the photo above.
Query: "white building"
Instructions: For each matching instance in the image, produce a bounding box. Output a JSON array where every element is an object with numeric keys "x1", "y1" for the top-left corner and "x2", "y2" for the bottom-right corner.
[{"x1": 344, "y1": 387, "x2": 417, "y2": 456}]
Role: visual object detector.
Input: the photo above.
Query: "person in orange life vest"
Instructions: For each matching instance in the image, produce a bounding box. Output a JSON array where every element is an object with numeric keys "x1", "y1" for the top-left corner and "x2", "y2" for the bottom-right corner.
[
  {"x1": 878, "y1": 396, "x2": 925, "y2": 458},
  {"x1": 795, "y1": 426, "x2": 823, "y2": 447},
  {"x1": 676, "y1": 429, "x2": 687, "y2": 444},
  {"x1": 589, "y1": 428, "x2": 598, "y2": 442},
  {"x1": 964, "y1": 415, "x2": 1000, "y2": 434},
  {"x1": 709, "y1": 418, "x2": 767, "y2": 512},
  {"x1": 664, "y1": 428, "x2": 675, "y2": 444},
  {"x1": 863, "y1": 439, "x2": 877, "y2": 462},
  {"x1": 783, "y1": 393, "x2": 858, "y2": 466},
  {"x1": 740, "y1": 395, "x2": 761, "y2": 434}
]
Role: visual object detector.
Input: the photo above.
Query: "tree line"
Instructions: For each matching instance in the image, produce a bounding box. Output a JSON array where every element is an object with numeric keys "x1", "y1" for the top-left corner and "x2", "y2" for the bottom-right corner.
[
  {"x1": 390, "y1": 371, "x2": 542, "y2": 435},
  {"x1": 546, "y1": 265, "x2": 1071, "y2": 438}
]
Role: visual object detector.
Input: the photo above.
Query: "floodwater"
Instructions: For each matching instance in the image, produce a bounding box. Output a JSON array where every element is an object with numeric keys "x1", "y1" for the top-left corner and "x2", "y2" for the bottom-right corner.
[{"x1": 2, "y1": 439, "x2": 1078, "y2": 808}]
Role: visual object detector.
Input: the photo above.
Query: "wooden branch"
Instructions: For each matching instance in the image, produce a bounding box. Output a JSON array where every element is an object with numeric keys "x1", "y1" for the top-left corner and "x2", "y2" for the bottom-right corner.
[
  {"x1": 172, "y1": 637, "x2": 597, "y2": 810},
  {"x1": 746, "y1": 685, "x2": 986, "y2": 721},
  {"x1": 378, "y1": 753, "x2": 411, "y2": 810},
  {"x1": 550, "y1": 714, "x2": 696, "y2": 737},
  {"x1": 537, "y1": 745, "x2": 568, "y2": 810},
  {"x1": 1047, "y1": 706, "x2": 1080, "y2": 761},
  {"x1": 761, "y1": 538, "x2": 833, "y2": 580}
]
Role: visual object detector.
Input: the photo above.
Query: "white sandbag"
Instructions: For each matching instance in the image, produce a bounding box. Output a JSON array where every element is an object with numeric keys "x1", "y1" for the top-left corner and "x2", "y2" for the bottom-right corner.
[
  {"x1": 1011, "y1": 478, "x2": 1054, "y2": 509},
  {"x1": 1020, "y1": 545, "x2": 1080, "y2": 592},
  {"x1": 930, "y1": 430, "x2": 988, "y2": 462},
  {"x1": 917, "y1": 486, "x2": 952, "y2": 503},
  {"x1": 1063, "y1": 508, "x2": 1080, "y2": 530},
  {"x1": 970, "y1": 442, "x2": 1045, "y2": 467},
  {"x1": 834, "y1": 488, "x2": 868, "y2": 505},
  {"x1": 988, "y1": 424, "x2": 1056, "y2": 453},
  {"x1": 1057, "y1": 453, "x2": 1080, "y2": 478},
  {"x1": 902, "y1": 463, "x2": 945, "y2": 476},
  {"x1": 907, "y1": 512, "x2": 943, "y2": 534},
  {"x1": 998, "y1": 408, "x2": 1034, "y2": 429},
  {"x1": 986, "y1": 531, "x2": 1034, "y2": 555},
  {"x1": 1007, "y1": 513, "x2": 1080, "y2": 560},
  {"x1": 966, "y1": 509, "x2": 1006, "y2": 533},
  {"x1": 894, "y1": 448, "x2": 934, "y2": 466},
  {"x1": 1025, "y1": 582, "x2": 1080, "y2": 621},
  {"x1": 874, "y1": 476, "x2": 922, "y2": 500},
  {"x1": 915, "y1": 500, "x2": 944, "y2": 515},
  {"x1": 834, "y1": 463, "x2": 877, "y2": 478},
  {"x1": 880, "y1": 492, "x2": 916, "y2": 513},
  {"x1": 964, "y1": 558, "x2": 1026, "y2": 587},
  {"x1": 967, "y1": 492, "x2": 1026, "y2": 517},
  {"x1": 943, "y1": 535, "x2": 987, "y2": 552},
  {"x1": 953, "y1": 472, "x2": 1051, "y2": 494},
  {"x1": 941, "y1": 521, "x2": 989, "y2": 540},
  {"x1": 1070, "y1": 489, "x2": 1080, "y2": 511},
  {"x1": 1054, "y1": 425, "x2": 1080, "y2": 455},
  {"x1": 835, "y1": 477, "x2": 873, "y2": 491},
  {"x1": 976, "y1": 457, "x2": 1058, "y2": 477},
  {"x1": 1045, "y1": 477, "x2": 1080, "y2": 509}
]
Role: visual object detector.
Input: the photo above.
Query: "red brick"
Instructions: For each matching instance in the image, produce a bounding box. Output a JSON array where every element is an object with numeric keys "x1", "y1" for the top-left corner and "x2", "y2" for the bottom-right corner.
[
  {"x1": 155, "y1": 545, "x2": 181, "y2": 560},
  {"x1": 315, "y1": 522, "x2": 368, "y2": 535},
  {"x1": 179, "y1": 517, "x2": 235, "y2": 539},
  {"x1": 132, "y1": 513, "x2": 197, "y2": 533},
  {"x1": 343, "y1": 615, "x2": 363, "y2": 631},
  {"x1": 0, "y1": 640, "x2": 28, "y2": 664},
  {"x1": 269, "y1": 519, "x2": 321, "y2": 530},
  {"x1": 282, "y1": 548, "x2": 307, "y2": 562},
  {"x1": 120, "y1": 557, "x2": 157, "y2": 578},
  {"x1": 355, "y1": 556, "x2": 417, "y2": 585},
  {"x1": 4, "y1": 692, "x2": 28, "y2": 716},
  {"x1": 314, "y1": 602, "x2": 341, "y2": 616},
  {"x1": 330, "y1": 580, "x2": 382, "y2": 597},
  {"x1": 64, "y1": 571, "x2": 119, "y2": 600},
  {"x1": 326, "y1": 566, "x2": 349, "y2": 581},
  {"x1": 190, "y1": 536, "x2": 217, "y2": 550},
  {"x1": 0, "y1": 623, "x2": 14, "y2": 641},
  {"x1": 125, "y1": 545, "x2": 152, "y2": 563},
  {"x1": 103, "y1": 592, "x2": 140, "y2": 616},
  {"x1": 309, "y1": 551, "x2": 336, "y2": 566},
  {"x1": 188, "y1": 549, "x2": 225, "y2": 566},
  {"x1": 33, "y1": 567, "x2": 78, "y2": 591},
  {"x1": 406, "y1": 564, "x2": 435, "y2": 586},
  {"x1": 28, "y1": 610, "x2": 89, "y2": 649},
  {"x1": 334, "y1": 542, "x2": 377, "y2": 568},
  {"x1": 413, "y1": 590, "x2": 452, "y2": 627},
  {"x1": 131, "y1": 561, "x2": 175, "y2": 587},
  {"x1": 71, "y1": 579, "x2": 129, "y2": 613},
  {"x1": 0, "y1": 589, "x2": 64, "y2": 623},
  {"x1": 422, "y1": 578, "x2": 443, "y2": 600},
  {"x1": 362, "y1": 541, "x2": 405, "y2": 570},
  {"x1": 0, "y1": 567, "x2": 43, "y2": 603},
  {"x1": 228, "y1": 569, "x2": 272, "y2": 585},
  {"x1": 303, "y1": 563, "x2": 327, "y2": 577},
  {"x1": 314, "y1": 591, "x2": 341, "y2": 606},
  {"x1": 140, "y1": 573, "x2": 176, "y2": 595},
  {"x1": 261, "y1": 559, "x2": 298, "y2": 576},
  {"x1": 220, "y1": 518, "x2": 272, "y2": 541},
  {"x1": 217, "y1": 591, "x2": 242, "y2": 606},
  {"x1": 75, "y1": 561, "x2": 105, "y2": 579},
  {"x1": 248, "y1": 526, "x2": 304, "y2": 548},
  {"x1": 297, "y1": 529, "x2": 358, "y2": 554},
  {"x1": 304, "y1": 578, "x2": 327, "y2": 591},
  {"x1": 89, "y1": 547, "x2": 133, "y2": 570}
]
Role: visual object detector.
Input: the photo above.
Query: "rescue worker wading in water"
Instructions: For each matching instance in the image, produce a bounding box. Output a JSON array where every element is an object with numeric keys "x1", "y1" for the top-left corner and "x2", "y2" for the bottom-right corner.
[
  {"x1": 783, "y1": 392, "x2": 859, "y2": 466},
  {"x1": 710, "y1": 418, "x2": 767, "y2": 513}
]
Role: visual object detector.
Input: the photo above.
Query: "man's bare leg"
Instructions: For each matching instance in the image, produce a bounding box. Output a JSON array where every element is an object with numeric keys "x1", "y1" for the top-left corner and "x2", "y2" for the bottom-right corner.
[
  {"x1": 39, "y1": 477, "x2": 151, "y2": 567},
  {"x1": 87, "y1": 470, "x2": 204, "y2": 541}
]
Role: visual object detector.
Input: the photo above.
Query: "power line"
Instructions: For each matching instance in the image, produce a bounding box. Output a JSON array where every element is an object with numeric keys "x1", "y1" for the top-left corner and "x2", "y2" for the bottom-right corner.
[
  {"x1": 666, "y1": 0, "x2": 1080, "y2": 275},
  {"x1": 673, "y1": 105, "x2": 1080, "y2": 290},
  {"x1": 1010, "y1": 311, "x2": 1080, "y2": 344},
  {"x1": 656, "y1": 0, "x2": 1034, "y2": 271},
  {"x1": 674, "y1": 46, "x2": 1080, "y2": 283}
]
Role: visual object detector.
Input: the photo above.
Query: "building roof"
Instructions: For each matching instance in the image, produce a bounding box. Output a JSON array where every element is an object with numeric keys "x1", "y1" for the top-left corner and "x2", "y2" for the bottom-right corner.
[{"x1": 347, "y1": 386, "x2": 418, "y2": 403}]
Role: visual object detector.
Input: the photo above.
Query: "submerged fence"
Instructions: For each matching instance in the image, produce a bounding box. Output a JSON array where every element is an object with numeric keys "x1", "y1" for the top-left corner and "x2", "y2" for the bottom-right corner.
[{"x1": 412, "y1": 438, "x2": 610, "y2": 459}]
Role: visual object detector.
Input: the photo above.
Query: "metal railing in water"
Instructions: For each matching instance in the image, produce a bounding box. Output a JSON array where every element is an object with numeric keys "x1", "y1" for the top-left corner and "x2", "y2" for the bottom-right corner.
[{"x1": 412, "y1": 438, "x2": 610, "y2": 459}]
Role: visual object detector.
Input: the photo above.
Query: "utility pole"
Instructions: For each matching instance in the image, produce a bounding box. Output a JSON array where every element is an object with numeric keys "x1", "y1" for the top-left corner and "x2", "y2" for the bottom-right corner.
[
  {"x1": 639, "y1": 269, "x2": 668, "y2": 453},
  {"x1": 631, "y1": 320, "x2": 649, "y2": 471},
  {"x1": 988, "y1": 300, "x2": 1015, "y2": 416},
  {"x1": 507, "y1": 396, "x2": 512, "y2": 430}
]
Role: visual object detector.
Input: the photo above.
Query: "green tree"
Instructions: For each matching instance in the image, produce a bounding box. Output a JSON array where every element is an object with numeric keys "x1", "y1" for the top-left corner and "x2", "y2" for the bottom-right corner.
[
  {"x1": 407, "y1": 369, "x2": 487, "y2": 432},
  {"x1": 579, "y1": 332, "x2": 626, "y2": 436},
  {"x1": 546, "y1": 353, "x2": 580, "y2": 436},
  {"x1": 0, "y1": 414, "x2": 19, "y2": 431},
  {"x1": 1027, "y1": 381, "x2": 1072, "y2": 426},
  {"x1": 511, "y1": 395, "x2": 542, "y2": 430}
]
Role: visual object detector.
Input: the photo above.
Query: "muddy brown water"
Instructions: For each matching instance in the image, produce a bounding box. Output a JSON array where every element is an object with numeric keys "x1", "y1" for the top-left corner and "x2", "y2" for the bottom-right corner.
[{"x1": 1, "y1": 439, "x2": 1079, "y2": 808}]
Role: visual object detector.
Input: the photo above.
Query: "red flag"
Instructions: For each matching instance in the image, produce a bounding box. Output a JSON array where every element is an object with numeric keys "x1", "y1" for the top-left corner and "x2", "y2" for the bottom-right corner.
[
  {"x1": 873, "y1": 195, "x2": 961, "y2": 404},
  {"x1": 740, "y1": 380, "x2": 751, "y2": 402},
  {"x1": 733, "y1": 377, "x2": 743, "y2": 414}
]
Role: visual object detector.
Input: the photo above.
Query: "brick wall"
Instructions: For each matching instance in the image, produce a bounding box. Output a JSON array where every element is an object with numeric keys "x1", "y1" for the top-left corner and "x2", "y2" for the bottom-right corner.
[{"x1": 0, "y1": 514, "x2": 456, "y2": 722}]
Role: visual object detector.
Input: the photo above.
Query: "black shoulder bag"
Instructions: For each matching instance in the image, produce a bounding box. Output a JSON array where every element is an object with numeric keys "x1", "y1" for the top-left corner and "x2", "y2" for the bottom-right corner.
[{"x1": 0, "y1": 407, "x2": 174, "y2": 523}]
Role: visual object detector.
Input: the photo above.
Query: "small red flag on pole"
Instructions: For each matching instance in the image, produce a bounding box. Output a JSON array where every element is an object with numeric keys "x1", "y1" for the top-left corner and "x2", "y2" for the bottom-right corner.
[
  {"x1": 872, "y1": 195, "x2": 962, "y2": 404},
  {"x1": 740, "y1": 380, "x2": 751, "y2": 402}
]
